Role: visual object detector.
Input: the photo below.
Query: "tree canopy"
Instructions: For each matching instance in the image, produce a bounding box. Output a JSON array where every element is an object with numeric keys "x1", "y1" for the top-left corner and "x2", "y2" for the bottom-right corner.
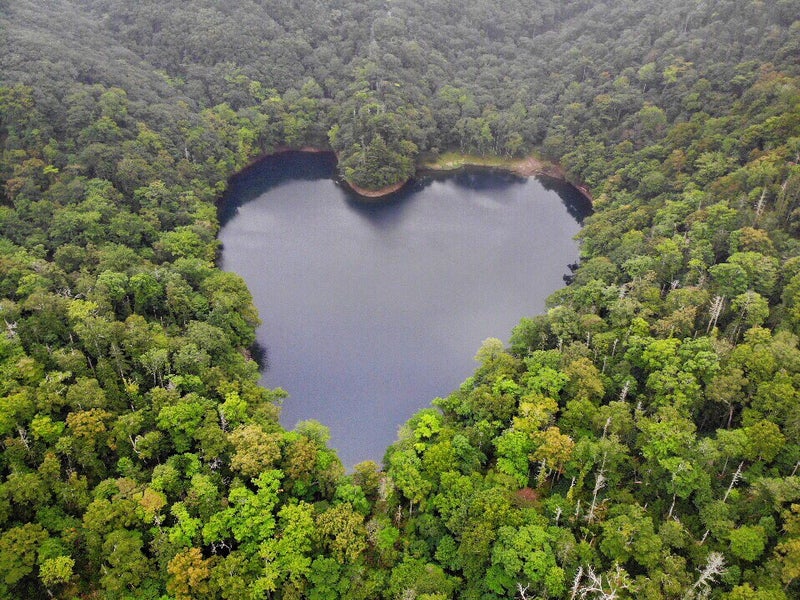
[{"x1": 1, "y1": 0, "x2": 800, "y2": 598}]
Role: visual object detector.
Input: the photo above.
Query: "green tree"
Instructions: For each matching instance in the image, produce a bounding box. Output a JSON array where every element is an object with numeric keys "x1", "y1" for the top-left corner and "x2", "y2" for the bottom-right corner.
[
  {"x1": 0, "y1": 523, "x2": 49, "y2": 595},
  {"x1": 167, "y1": 547, "x2": 213, "y2": 600},
  {"x1": 314, "y1": 502, "x2": 368, "y2": 564},
  {"x1": 729, "y1": 525, "x2": 767, "y2": 562},
  {"x1": 229, "y1": 424, "x2": 282, "y2": 479}
]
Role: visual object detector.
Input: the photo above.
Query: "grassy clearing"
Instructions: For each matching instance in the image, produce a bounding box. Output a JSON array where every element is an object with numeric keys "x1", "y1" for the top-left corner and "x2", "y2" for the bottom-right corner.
[{"x1": 420, "y1": 152, "x2": 523, "y2": 171}]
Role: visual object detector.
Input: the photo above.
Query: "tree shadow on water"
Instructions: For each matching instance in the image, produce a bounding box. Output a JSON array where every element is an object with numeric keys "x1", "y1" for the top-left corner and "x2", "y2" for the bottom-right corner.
[
  {"x1": 341, "y1": 179, "x2": 424, "y2": 231},
  {"x1": 341, "y1": 167, "x2": 528, "y2": 230},
  {"x1": 538, "y1": 175, "x2": 593, "y2": 223},
  {"x1": 218, "y1": 151, "x2": 337, "y2": 226},
  {"x1": 248, "y1": 340, "x2": 270, "y2": 372},
  {"x1": 447, "y1": 168, "x2": 525, "y2": 192}
]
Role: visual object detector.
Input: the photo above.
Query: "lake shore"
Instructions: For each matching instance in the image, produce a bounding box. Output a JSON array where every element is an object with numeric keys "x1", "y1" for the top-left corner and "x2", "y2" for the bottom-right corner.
[
  {"x1": 219, "y1": 152, "x2": 590, "y2": 466},
  {"x1": 236, "y1": 147, "x2": 592, "y2": 202},
  {"x1": 345, "y1": 178, "x2": 408, "y2": 198},
  {"x1": 419, "y1": 153, "x2": 593, "y2": 202}
]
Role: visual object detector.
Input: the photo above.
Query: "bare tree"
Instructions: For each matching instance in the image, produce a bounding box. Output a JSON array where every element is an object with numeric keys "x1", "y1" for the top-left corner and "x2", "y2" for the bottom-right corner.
[
  {"x1": 569, "y1": 566, "x2": 584, "y2": 600},
  {"x1": 682, "y1": 552, "x2": 726, "y2": 600},
  {"x1": 586, "y1": 453, "x2": 607, "y2": 524},
  {"x1": 706, "y1": 296, "x2": 724, "y2": 334},
  {"x1": 574, "y1": 564, "x2": 634, "y2": 599},
  {"x1": 722, "y1": 461, "x2": 744, "y2": 503},
  {"x1": 754, "y1": 187, "x2": 767, "y2": 223}
]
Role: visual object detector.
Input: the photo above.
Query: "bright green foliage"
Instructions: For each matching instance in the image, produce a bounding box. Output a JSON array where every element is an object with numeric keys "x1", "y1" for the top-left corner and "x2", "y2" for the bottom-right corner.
[
  {"x1": 203, "y1": 470, "x2": 282, "y2": 554},
  {"x1": 0, "y1": 524, "x2": 48, "y2": 594},
  {"x1": 308, "y1": 557, "x2": 349, "y2": 600},
  {"x1": 729, "y1": 525, "x2": 767, "y2": 562},
  {"x1": 388, "y1": 448, "x2": 431, "y2": 509},
  {"x1": 599, "y1": 505, "x2": 663, "y2": 569},
  {"x1": 387, "y1": 557, "x2": 459, "y2": 599},
  {"x1": 1, "y1": 1, "x2": 800, "y2": 598},
  {"x1": 486, "y1": 523, "x2": 565, "y2": 596},
  {"x1": 259, "y1": 502, "x2": 315, "y2": 591},
  {"x1": 494, "y1": 429, "x2": 534, "y2": 487},
  {"x1": 38, "y1": 555, "x2": 74, "y2": 589}
]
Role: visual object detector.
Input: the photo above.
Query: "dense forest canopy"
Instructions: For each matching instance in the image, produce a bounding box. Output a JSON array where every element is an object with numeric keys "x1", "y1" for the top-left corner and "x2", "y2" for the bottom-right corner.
[{"x1": 1, "y1": 0, "x2": 800, "y2": 598}]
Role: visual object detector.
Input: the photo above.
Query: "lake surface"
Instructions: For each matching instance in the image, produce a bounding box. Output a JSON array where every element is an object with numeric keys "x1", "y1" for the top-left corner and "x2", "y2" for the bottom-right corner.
[{"x1": 219, "y1": 152, "x2": 591, "y2": 467}]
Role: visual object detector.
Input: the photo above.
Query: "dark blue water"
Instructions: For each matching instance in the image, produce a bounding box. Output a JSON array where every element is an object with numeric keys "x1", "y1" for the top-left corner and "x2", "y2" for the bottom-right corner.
[{"x1": 219, "y1": 152, "x2": 591, "y2": 467}]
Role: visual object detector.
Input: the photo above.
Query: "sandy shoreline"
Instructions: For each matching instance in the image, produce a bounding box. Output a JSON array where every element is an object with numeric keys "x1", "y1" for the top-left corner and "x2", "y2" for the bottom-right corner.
[{"x1": 420, "y1": 154, "x2": 593, "y2": 202}]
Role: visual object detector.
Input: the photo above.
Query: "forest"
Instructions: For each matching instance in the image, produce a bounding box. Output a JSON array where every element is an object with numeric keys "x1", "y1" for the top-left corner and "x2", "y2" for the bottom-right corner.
[{"x1": 1, "y1": 0, "x2": 800, "y2": 598}]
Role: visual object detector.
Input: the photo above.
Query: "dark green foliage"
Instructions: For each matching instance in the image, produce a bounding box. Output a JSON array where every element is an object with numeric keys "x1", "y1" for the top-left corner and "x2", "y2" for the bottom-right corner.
[{"x1": 1, "y1": 0, "x2": 800, "y2": 598}]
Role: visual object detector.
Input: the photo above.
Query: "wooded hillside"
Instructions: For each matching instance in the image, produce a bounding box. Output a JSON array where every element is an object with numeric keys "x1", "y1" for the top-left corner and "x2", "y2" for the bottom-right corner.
[{"x1": 1, "y1": 0, "x2": 800, "y2": 598}]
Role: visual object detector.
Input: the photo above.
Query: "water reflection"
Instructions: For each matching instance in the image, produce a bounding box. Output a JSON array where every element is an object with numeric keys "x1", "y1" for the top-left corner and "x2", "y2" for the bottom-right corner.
[
  {"x1": 248, "y1": 340, "x2": 270, "y2": 372},
  {"x1": 446, "y1": 168, "x2": 526, "y2": 192},
  {"x1": 219, "y1": 151, "x2": 339, "y2": 225},
  {"x1": 219, "y1": 152, "x2": 591, "y2": 468},
  {"x1": 537, "y1": 175, "x2": 593, "y2": 223},
  {"x1": 343, "y1": 188, "x2": 419, "y2": 231}
]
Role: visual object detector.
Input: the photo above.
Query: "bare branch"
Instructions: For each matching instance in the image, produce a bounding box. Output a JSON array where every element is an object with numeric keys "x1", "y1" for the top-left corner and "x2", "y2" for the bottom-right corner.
[{"x1": 682, "y1": 552, "x2": 726, "y2": 600}]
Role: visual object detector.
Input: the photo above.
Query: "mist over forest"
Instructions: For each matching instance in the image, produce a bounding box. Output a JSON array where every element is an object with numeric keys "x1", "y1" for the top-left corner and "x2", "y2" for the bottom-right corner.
[{"x1": 1, "y1": 0, "x2": 800, "y2": 598}]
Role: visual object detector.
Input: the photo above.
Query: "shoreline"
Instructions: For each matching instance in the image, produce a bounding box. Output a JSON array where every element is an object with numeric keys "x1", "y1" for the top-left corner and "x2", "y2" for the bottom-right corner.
[
  {"x1": 344, "y1": 178, "x2": 408, "y2": 198},
  {"x1": 236, "y1": 146, "x2": 410, "y2": 199},
  {"x1": 235, "y1": 147, "x2": 592, "y2": 202},
  {"x1": 419, "y1": 153, "x2": 593, "y2": 202}
]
